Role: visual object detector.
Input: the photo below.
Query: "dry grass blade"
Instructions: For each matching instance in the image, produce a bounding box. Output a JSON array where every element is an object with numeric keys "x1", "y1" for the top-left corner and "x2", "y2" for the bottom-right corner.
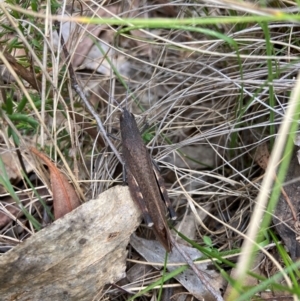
[{"x1": 1, "y1": 0, "x2": 300, "y2": 299}]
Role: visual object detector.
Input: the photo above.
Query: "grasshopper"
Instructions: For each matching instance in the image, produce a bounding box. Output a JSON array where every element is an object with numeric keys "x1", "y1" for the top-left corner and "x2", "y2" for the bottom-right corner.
[{"x1": 120, "y1": 108, "x2": 176, "y2": 252}]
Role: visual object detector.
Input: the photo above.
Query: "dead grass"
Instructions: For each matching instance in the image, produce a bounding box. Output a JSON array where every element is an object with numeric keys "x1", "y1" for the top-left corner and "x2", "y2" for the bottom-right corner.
[{"x1": 1, "y1": 0, "x2": 300, "y2": 300}]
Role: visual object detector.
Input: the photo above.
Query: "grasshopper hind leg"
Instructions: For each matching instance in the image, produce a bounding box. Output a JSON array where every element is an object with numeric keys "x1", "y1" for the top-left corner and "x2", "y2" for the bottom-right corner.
[{"x1": 152, "y1": 164, "x2": 177, "y2": 220}]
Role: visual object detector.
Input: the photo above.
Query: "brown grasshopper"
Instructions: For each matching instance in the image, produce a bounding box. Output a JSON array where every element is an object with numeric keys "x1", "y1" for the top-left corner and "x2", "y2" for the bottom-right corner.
[{"x1": 120, "y1": 108, "x2": 176, "y2": 252}]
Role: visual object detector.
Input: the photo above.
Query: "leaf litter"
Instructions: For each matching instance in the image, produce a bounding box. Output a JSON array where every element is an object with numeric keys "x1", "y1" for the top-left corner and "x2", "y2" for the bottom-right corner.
[
  {"x1": 1, "y1": 0, "x2": 300, "y2": 300},
  {"x1": 254, "y1": 143, "x2": 300, "y2": 259}
]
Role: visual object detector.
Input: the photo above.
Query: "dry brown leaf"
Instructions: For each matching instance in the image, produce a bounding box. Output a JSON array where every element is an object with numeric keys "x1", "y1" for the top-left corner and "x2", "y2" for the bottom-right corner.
[
  {"x1": 254, "y1": 144, "x2": 300, "y2": 259},
  {"x1": 53, "y1": 1, "x2": 175, "y2": 78},
  {"x1": 0, "y1": 197, "x2": 20, "y2": 228},
  {"x1": 253, "y1": 143, "x2": 269, "y2": 170},
  {"x1": 0, "y1": 185, "x2": 141, "y2": 301},
  {"x1": 0, "y1": 150, "x2": 47, "y2": 229},
  {"x1": 0, "y1": 187, "x2": 50, "y2": 233},
  {"x1": 152, "y1": 0, "x2": 178, "y2": 17},
  {"x1": 224, "y1": 253, "x2": 263, "y2": 299},
  {"x1": 0, "y1": 152, "x2": 21, "y2": 195},
  {"x1": 130, "y1": 234, "x2": 223, "y2": 301},
  {"x1": 0, "y1": 151, "x2": 34, "y2": 194},
  {"x1": 30, "y1": 147, "x2": 80, "y2": 219},
  {"x1": 261, "y1": 291, "x2": 293, "y2": 301},
  {"x1": 164, "y1": 145, "x2": 218, "y2": 171},
  {"x1": 53, "y1": 4, "x2": 130, "y2": 76},
  {"x1": 254, "y1": 143, "x2": 297, "y2": 223},
  {"x1": 273, "y1": 149, "x2": 300, "y2": 260},
  {"x1": 67, "y1": 4, "x2": 121, "y2": 69}
]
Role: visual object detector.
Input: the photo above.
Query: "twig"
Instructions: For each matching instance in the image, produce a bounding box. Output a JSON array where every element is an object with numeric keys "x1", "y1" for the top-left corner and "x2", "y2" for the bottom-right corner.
[
  {"x1": 54, "y1": 21, "x2": 123, "y2": 164},
  {"x1": 171, "y1": 236, "x2": 224, "y2": 301}
]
